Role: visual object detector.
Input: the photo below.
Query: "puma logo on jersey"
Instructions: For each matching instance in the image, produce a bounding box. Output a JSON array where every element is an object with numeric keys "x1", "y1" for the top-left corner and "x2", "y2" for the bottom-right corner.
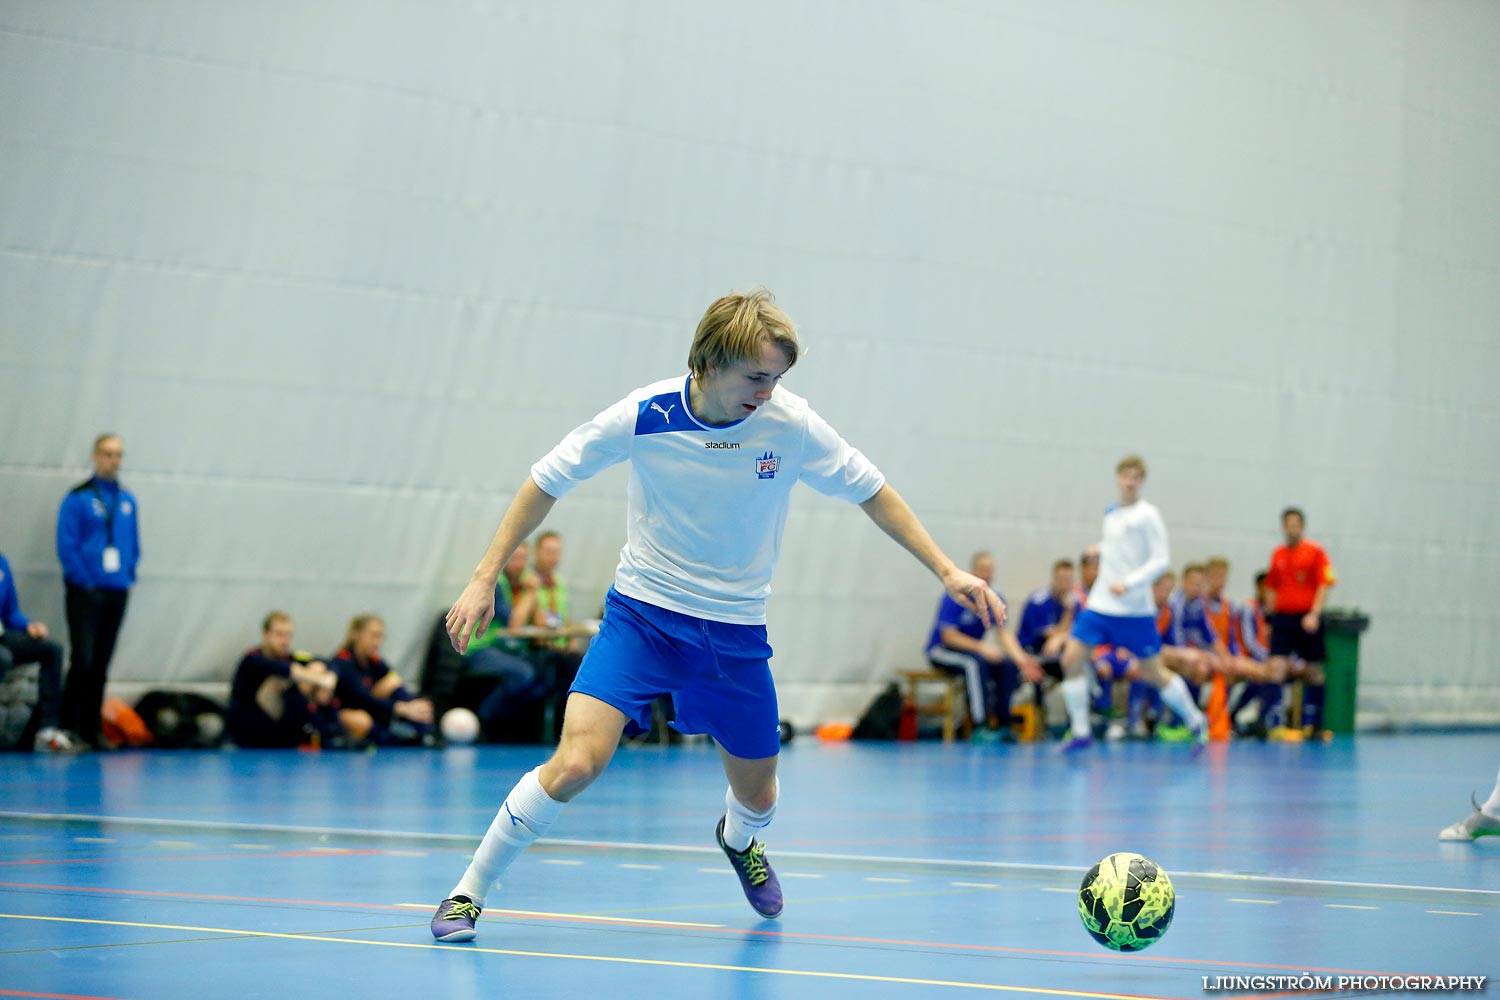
[{"x1": 650, "y1": 402, "x2": 675, "y2": 422}]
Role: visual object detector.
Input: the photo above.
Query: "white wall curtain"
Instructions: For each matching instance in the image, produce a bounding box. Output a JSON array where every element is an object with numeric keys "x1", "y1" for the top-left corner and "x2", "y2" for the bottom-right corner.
[{"x1": 2, "y1": 1, "x2": 1497, "y2": 728}]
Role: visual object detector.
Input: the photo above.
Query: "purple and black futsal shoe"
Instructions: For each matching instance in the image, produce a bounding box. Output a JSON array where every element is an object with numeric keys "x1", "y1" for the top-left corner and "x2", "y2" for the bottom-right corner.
[
  {"x1": 430, "y1": 895, "x2": 481, "y2": 942},
  {"x1": 1060, "y1": 732, "x2": 1093, "y2": 753},
  {"x1": 716, "y1": 817, "x2": 783, "y2": 919}
]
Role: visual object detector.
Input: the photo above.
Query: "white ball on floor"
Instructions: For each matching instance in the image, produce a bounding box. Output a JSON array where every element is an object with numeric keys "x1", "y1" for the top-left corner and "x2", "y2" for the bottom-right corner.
[{"x1": 440, "y1": 708, "x2": 481, "y2": 745}]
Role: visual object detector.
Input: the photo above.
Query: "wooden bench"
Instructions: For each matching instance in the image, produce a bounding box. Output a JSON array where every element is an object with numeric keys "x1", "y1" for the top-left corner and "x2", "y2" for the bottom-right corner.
[{"x1": 898, "y1": 669, "x2": 970, "y2": 743}]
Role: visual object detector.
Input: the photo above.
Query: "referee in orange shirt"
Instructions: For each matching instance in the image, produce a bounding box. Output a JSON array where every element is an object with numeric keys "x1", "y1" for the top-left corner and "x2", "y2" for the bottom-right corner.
[{"x1": 1266, "y1": 507, "x2": 1337, "y2": 736}]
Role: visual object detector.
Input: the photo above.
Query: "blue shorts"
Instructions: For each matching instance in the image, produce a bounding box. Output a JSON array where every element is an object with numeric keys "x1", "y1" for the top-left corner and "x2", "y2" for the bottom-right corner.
[
  {"x1": 1071, "y1": 609, "x2": 1162, "y2": 659},
  {"x1": 570, "y1": 588, "x2": 781, "y2": 759}
]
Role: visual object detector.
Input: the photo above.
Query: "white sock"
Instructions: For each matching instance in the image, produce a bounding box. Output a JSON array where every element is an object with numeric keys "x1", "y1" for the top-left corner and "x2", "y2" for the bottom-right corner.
[
  {"x1": 1061, "y1": 675, "x2": 1091, "y2": 737},
  {"x1": 1483, "y1": 767, "x2": 1500, "y2": 817},
  {"x1": 450, "y1": 767, "x2": 563, "y2": 905},
  {"x1": 1158, "y1": 674, "x2": 1205, "y2": 731},
  {"x1": 722, "y1": 780, "x2": 778, "y2": 852}
]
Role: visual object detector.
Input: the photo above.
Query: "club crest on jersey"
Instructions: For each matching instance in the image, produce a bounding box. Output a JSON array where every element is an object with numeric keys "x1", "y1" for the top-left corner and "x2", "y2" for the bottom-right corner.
[{"x1": 756, "y1": 451, "x2": 779, "y2": 479}]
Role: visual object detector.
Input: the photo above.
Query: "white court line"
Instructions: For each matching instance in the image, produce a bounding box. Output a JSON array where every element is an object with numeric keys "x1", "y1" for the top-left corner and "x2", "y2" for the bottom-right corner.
[
  {"x1": 698, "y1": 867, "x2": 734, "y2": 874},
  {"x1": 394, "y1": 903, "x2": 722, "y2": 928},
  {"x1": 541, "y1": 859, "x2": 585, "y2": 866},
  {"x1": 781, "y1": 873, "x2": 824, "y2": 880},
  {"x1": 1228, "y1": 899, "x2": 1280, "y2": 905},
  {"x1": 1326, "y1": 904, "x2": 1378, "y2": 910},
  {"x1": 951, "y1": 882, "x2": 1003, "y2": 889},
  {"x1": 1039, "y1": 887, "x2": 1075, "y2": 893},
  {"x1": 618, "y1": 863, "x2": 661, "y2": 870},
  {"x1": 231, "y1": 843, "x2": 273, "y2": 850},
  {"x1": 73, "y1": 836, "x2": 115, "y2": 844},
  {"x1": 151, "y1": 840, "x2": 197, "y2": 848},
  {"x1": 7, "y1": 811, "x2": 1496, "y2": 905},
  {"x1": 864, "y1": 877, "x2": 911, "y2": 884},
  {"x1": 1425, "y1": 910, "x2": 1480, "y2": 917}
]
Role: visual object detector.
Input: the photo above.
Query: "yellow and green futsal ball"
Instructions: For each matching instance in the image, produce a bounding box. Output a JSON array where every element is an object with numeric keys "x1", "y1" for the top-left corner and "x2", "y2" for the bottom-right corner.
[{"x1": 1077, "y1": 852, "x2": 1175, "y2": 952}]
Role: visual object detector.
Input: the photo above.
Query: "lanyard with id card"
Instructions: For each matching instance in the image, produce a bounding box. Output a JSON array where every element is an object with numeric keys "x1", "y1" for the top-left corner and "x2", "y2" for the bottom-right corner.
[{"x1": 93, "y1": 484, "x2": 122, "y2": 574}]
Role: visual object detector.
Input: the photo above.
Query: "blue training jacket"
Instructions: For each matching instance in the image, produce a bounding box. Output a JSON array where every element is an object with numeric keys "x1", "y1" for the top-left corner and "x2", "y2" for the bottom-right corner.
[
  {"x1": 56, "y1": 477, "x2": 141, "y2": 590},
  {"x1": 0, "y1": 552, "x2": 32, "y2": 631}
]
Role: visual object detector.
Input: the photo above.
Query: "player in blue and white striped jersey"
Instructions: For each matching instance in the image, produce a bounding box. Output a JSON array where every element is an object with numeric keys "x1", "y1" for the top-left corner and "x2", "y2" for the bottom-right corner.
[{"x1": 430, "y1": 289, "x2": 1006, "y2": 941}]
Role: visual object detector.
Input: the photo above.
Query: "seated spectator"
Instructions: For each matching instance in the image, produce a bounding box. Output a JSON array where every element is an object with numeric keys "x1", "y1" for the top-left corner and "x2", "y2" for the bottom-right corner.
[
  {"x1": 533, "y1": 531, "x2": 577, "y2": 652},
  {"x1": 1204, "y1": 556, "x2": 1274, "y2": 685},
  {"x1": 1154, "y1": 570, "x2": 1207, "y2": 686},
  {"x1": 925, "y1": 551, "x2": 1042, "y2": 741},
  {"x1": 0, "y1": 549, "x2": 85, "y2": 752},
  {"x1": 1017, "y1": 558, "x2": 1077, "y2": 666},
  {"x1": 1094, "y1": 646, "x2": 1159, "y2": 741},
  {"x1": 1229, "y1": 570, "x2": 1283, "y2": 737},
  {"x1": 227, "y1": 610, "x2": 342, "y2": 748},
  {"x1": 331, "y1": 614, "x2": 436, "y2": 745},
  {"x1": 1176, "y1": 563, "x2": 1224, "y2": 671},
  {"x1": 1076, "y1": 550, "x2": 1099, "y2": 606},
  {"x1": 1140, "y1": 571, "x2": 1204, "y2": 740},
  {"x1": 1016, "y1": 558, "x2": 1077, "y2": 728},
  {"x1": 463, "y1": 543, "x2": 550, "y2": 739}
]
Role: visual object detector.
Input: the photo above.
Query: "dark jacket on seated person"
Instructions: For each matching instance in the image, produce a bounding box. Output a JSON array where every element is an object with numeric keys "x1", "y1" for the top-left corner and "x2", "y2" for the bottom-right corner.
[
  {"x1": 227, "y1": 649, "x2": 339, "y2": 748},
  {"x1": 330, "y1": 647, "x2": 433, "y2": 745}
]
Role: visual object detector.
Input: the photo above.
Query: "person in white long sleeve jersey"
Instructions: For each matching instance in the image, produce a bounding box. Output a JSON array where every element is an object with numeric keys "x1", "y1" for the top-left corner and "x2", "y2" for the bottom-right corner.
[{"x1": 1057, "y1": 455, "x2": 1206, "y2": 754}]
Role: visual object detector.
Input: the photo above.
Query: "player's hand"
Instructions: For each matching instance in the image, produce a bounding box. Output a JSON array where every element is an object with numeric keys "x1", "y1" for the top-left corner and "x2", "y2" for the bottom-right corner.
[
  {"x1": 447, "y1": 579, "x2": 497, "y2": 654},
  {"x1": 945, "y1": 570, "x2": 1006, "y2": 628},
  {"x1": 1109, "y1": 581, "x2": 1127, "y2": 596},
  {"x1": 25, "y1": 621, "x2": 48, "y2": 640},
  {"x1": 1301, "y1": 611, "x2": 1319, "y2": 633},
  {"x1": 1019, "y1": 655, "x2": 1044, "y2": 684}
]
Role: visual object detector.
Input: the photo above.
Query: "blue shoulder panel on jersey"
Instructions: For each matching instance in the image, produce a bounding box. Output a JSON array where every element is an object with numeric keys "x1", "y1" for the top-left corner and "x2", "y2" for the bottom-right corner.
[{"x1": 635, "y1": 391, "x2": 690, "y2": 436}]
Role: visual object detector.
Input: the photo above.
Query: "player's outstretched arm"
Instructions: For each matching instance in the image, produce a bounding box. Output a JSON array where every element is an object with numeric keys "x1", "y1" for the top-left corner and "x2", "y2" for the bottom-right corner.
[
  {"x1": 447, "y1": 476, "x2": 558, "y2": 654},
  {"x1": 858, "y1": 483, "x2": 1007, "y2": 628}
]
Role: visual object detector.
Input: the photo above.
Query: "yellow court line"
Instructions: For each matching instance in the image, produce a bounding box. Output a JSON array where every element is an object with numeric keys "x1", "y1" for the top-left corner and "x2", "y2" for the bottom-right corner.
[{"x1": 0, "y1": 913, "x2": 1179, "y2": 999}]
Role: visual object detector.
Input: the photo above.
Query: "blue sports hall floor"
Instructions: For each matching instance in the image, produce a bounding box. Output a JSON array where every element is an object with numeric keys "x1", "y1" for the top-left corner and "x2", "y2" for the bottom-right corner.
[{"x1": 1, "y1": 732, "x2": 1494, "y2": 999}]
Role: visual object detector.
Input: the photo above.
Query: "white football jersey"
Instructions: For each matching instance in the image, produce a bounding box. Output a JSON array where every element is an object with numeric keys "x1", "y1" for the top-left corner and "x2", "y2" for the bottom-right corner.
[
  {"x1": 1086, "y1": 499, "x2": 1170, "y2": 618},
  {"x1": 530, "y1": 375, "x2": 885, "y2": 624}
]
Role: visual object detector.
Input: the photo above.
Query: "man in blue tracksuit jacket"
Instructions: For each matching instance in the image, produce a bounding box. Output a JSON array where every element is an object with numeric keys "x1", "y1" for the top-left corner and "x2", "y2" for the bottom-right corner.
[{"x1": 56, "y1": 433, "x2": 141, "y2": 748}]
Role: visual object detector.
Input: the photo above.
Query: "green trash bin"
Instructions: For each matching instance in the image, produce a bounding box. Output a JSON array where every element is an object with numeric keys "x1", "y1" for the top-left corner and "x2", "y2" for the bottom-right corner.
[{"x1": 1321, "y1": 608, "x2": 1370, "y2": 734}]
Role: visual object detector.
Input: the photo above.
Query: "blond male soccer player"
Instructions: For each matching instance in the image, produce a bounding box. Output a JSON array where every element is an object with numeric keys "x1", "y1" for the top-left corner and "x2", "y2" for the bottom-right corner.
[
  {"x1": 1057, "y1": 456, "x2": 1206, "y2": 753},
  {"x1": 431, "y1": 289, "x2": 1004, "y2": 941}
]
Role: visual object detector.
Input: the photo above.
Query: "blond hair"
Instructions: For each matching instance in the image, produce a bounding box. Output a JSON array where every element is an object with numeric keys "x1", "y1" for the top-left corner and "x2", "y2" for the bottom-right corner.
[
  {"x1": 1206, "y1": 555, "x2": 1229, "y2": 571},
  {"x1": 344, "y1": 613, "x2": 383, "y2": 649},
  {"x1": 687, "y1": 288, "x2": 800, "y2": 380},
  {"x1": 1116, "y1": 454, "x2": 1147, "y2": 476},
  {"x1": 261, "y1": 609, "x2": 292, "y2": 632}
]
